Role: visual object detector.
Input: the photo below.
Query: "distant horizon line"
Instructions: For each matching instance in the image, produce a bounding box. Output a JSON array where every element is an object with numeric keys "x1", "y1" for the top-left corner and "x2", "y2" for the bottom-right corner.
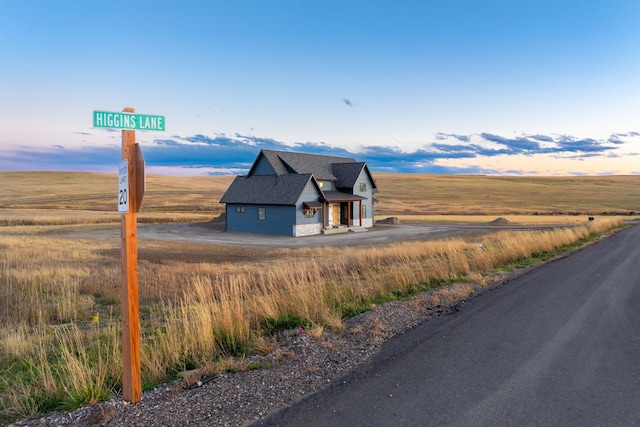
[{"x1": 2, "y1": 169, "x2": 640, "y2": 178}]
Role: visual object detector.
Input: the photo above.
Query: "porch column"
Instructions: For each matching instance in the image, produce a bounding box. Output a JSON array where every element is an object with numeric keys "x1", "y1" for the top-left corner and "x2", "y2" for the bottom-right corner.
[
  {"x1": 322, "y1": 201, "x2": 326, "y2": 229},
  {"x1": 347, "y1": 202, "x2": 351, "y2": 227},
  {"x1": 359, "y1": 200, "x2": 362, "y2": 227}
]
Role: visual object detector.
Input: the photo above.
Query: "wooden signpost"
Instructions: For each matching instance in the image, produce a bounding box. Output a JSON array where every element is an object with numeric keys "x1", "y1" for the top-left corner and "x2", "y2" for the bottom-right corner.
[{"x1": 94, "y1": 107, "x2": 164, "y2": 403}]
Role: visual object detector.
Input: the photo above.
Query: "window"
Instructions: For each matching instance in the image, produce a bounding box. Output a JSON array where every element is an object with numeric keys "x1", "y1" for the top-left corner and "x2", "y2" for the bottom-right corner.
[
  {"x1": 304, "y1": 208, "x2": 316, "y2": 218},
  {"x1": 257, "y1": 207, "x2": 266, "y2": 220},
  {"x1": 318, "y1": 181, "x2": 333, "y2": 190},
  {"x1": 236, "y1": 206, "x2": 245, "y2": 213},
  {"x1": 360, "y1": 182, "x2": 367, "y2": 192},
  {"x1": 362, "y1": 205, "x2": 367, "y2": 218}
]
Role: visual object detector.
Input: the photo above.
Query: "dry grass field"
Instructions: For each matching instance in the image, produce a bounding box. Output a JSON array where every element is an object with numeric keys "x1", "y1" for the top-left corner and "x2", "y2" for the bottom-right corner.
[
  {"x1": 2, "y1": 171, "x2": 639, "y2": 217},
  {"x1": 376, "y1": 173, "x2": 640, "y2": 216},
  {"x1": 0, "y1": 171, "x2": 637, "y2": 424},
  {"x1": 0, "y1": 171, "x2": 234, "y2": 210}
]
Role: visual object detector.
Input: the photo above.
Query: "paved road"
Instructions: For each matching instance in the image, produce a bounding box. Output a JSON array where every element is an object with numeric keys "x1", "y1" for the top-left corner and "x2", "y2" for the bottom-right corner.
[{"x1": 255, "y1": 223, "x2": 640, "y2": 426}]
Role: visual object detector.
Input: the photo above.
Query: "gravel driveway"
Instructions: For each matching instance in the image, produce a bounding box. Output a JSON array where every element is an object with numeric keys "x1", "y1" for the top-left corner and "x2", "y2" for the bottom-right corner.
[{"x1": 137, "y1": 221, "x2": 521, "y2": 248}]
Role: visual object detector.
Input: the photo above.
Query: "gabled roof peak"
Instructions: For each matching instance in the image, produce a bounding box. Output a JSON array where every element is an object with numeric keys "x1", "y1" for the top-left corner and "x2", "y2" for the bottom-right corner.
[{"x1": 250, "y1": 149, "x2": 358, "y2": 181}]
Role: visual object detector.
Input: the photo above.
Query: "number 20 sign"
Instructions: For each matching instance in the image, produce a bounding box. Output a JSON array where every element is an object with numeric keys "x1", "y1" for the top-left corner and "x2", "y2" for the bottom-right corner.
[{"x1": 118, "y1": 160, "x2": 129, "y2": 213}]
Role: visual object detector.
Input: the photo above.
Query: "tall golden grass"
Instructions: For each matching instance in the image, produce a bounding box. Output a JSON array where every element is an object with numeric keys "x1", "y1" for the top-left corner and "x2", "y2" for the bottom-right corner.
[{"x1": 0, "y1": 217, "x2": 623, "y2": 423}]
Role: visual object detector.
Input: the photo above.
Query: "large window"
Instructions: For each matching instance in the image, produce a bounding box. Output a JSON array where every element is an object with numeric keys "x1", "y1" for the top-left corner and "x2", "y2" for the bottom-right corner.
[
  {"x1": 360, "y1": 182, "x2": 367, "y2": 192},
  {"x1": 257, "y1": 207, "x2": 266, "y2": 220}
]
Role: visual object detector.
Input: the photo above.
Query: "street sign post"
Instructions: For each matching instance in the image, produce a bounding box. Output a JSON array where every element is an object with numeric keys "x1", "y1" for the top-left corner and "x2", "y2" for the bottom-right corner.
[
  {"x1": 120, "y1": 117, "x2": 142, "y2": 403},
  {"x1": 94, "y1": 107, "x2": 164, "y2": 403}
]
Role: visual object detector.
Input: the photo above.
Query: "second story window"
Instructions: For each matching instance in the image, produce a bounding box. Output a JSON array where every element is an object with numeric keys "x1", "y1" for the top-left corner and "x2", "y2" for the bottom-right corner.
[{"x1": 360, "y1": 182, "x2": 367, "y2": 192}]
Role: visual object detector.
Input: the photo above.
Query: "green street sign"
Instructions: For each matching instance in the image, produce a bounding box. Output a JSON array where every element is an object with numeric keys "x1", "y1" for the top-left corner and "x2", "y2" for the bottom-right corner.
[{"x1": 93, "y1": 111, "x2": 165, "y2": 131}]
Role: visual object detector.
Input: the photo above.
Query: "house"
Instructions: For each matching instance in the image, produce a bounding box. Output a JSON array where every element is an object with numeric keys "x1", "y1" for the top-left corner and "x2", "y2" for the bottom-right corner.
[{"x1": 219, "y1": 149, "x2": 378, "y2": 236}]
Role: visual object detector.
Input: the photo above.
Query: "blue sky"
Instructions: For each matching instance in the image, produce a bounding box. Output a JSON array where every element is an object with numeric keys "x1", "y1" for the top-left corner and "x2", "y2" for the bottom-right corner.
[{"x1": 1, "y1": 0, "x2": 639, "y2": 176}]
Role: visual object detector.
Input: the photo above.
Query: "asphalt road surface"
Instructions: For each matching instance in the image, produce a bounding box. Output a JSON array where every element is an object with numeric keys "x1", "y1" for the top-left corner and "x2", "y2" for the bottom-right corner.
[{"x1": 255, "y1": 223, "x2": 640, "y2": 426}]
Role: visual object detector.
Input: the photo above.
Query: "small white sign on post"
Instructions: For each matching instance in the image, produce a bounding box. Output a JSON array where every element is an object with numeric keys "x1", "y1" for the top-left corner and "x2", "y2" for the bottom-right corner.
[{"x1": 118, "y1": 159, "x2": 129, "y2": 213}]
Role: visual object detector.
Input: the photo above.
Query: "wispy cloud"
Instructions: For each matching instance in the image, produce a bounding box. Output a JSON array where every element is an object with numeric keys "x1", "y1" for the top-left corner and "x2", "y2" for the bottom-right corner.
[
  {"x1": 555, "y1": 137, "x2": 609, "y2": 153},
  {"x1": 1, "y1": 131, "x2": 636, "y2": 175},
  {"x1": 529, "y1": 134, "x2": 554, "y2": 142},
  {"x1": 432, "y1": 132, "x2": 625, "y2": 159},
  {"x1": 435, "y1": 133, "x2": 470, "y2": 143},
  {"x1": 480, "y1": 133, "x2": 541, "y2": 152}
]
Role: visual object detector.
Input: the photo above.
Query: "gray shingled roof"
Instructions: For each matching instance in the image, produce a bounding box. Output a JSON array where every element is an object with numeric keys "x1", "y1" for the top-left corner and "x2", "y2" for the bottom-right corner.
[
  {"x1": 222, "y1": 150, "x2": 378, "y2": 206},
  {"x1": 331, "y1": 162, "x2": 365, "y2": 188},
  {"x1": 219, "y1": 173, "x2": 316, "y2": 205},
  {"x1": 256, "y1": 150, "x2": 356, "y2": 181}
]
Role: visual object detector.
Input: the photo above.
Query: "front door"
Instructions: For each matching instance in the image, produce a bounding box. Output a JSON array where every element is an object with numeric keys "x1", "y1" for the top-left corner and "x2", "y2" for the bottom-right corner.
[{"x1": 332, "y1": 203, "x2": 340, "y2": 226}]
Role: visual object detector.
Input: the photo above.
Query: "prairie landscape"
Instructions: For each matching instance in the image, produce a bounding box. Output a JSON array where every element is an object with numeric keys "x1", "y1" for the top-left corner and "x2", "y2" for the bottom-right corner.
[{"x1": 0, "y1": 171, "x2": 636, "y2": 424}]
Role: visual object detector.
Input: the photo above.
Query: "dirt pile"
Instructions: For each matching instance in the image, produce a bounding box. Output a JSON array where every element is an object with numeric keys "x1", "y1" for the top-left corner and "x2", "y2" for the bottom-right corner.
[
  {"x1": 210, "y1": 212, "x2": 226, "y2": 223},
  {"x1": 376, "y1": 216, "x2": 401, "y2": 225},
  {"x1": 489, "y1": 217, "x2": 511, "y2": 225}
]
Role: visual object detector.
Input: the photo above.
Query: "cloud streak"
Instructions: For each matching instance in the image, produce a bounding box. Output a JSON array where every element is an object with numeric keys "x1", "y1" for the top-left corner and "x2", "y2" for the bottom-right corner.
[{"x1": 0, "y1": 131, "x2": 636, "y2": 176}]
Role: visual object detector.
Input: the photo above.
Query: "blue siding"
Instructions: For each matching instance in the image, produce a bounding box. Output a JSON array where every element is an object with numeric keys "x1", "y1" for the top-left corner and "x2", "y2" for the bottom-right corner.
[
  {"x1": 352, "y1": 169, "x2": 375, "y2": 222},
  {"x1": 226, "y1": 204, "x2": 296, "y2": 236},
  {"x1": 295, "y1": 182, "x2": 324, "y2": 226},
  {"x1": 251, "y1": 156, "x2": 276, "y2": 175}
]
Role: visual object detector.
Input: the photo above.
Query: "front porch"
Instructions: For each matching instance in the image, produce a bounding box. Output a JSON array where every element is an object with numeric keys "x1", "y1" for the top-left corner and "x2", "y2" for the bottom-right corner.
[{"x1": 321, "y1": 191, "x2": 368, "y2": 230}]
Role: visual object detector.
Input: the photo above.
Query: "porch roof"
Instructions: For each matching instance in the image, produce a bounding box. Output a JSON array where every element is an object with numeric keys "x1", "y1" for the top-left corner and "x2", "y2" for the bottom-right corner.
[{"x1": 321, "y1": 191, "x2": 367, "y2": 202}]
